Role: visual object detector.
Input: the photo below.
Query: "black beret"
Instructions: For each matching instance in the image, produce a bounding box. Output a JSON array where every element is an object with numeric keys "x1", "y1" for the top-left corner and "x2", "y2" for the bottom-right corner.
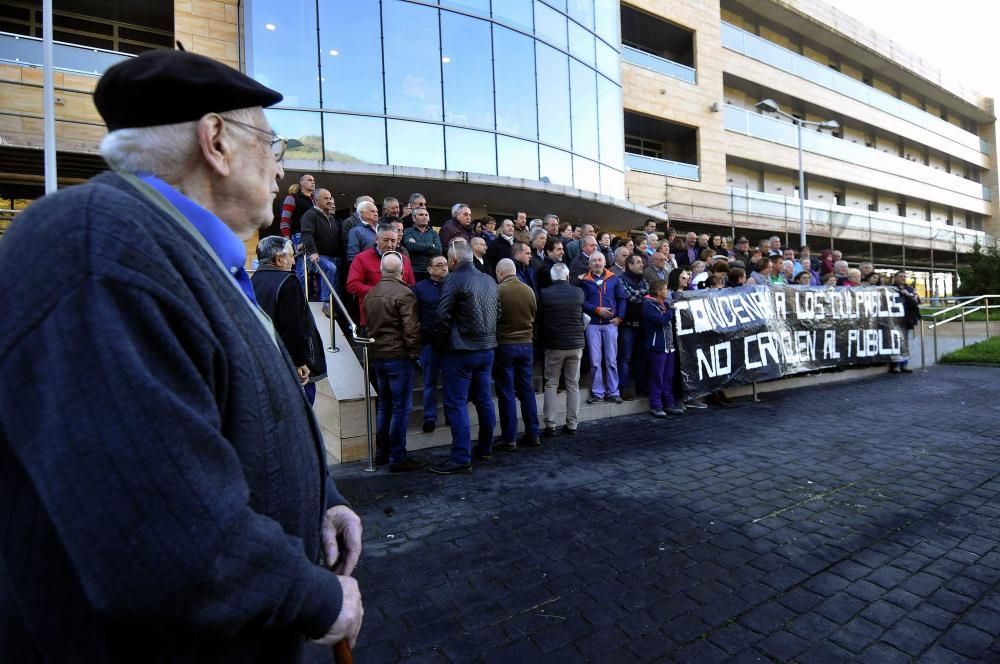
[{"x1": 94, "y1": 49, "x2": 283, "y2": 131}]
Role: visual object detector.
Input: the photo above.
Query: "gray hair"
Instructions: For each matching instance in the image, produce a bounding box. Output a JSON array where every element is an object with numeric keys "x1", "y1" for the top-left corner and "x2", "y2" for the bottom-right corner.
[
  {"x1": 495, "y1": 258, "x2": 516, "y2": 279},
  {"x1": 529, "y1": 228, "x2": 548, "y2": 244},
  {"x1": 614, "y1": 246, "x2": 630, "y2": 262},
  {"x1": 859, "y1": 261, "x2": 873, "y2": 271},
  {"x1": 355, "y1": 195, "x2": 374, "y2": 208},
  {"x1": 543, "y1": 213, "x2": 559, "y2": 224},
  {"x1": 834, "y1": 260, "x2": 849, "y2": 272},
  {"x1": 376, "y1": 223, "x2": 396, "y2": 237},
  {"x1": 358, "y1": 200, "x2": 377, "y2": 216},
  {"x1": 381, "y1": 252, "x2": 403, "y2": 276},
  {"x1": 550, "y1": 262, "x2": 570, "y2": 282},
  {"x1": 581, "y1": 234, "x2": 597, "y2": 249},
  {"x1": 408, "y1": 192, "x2": 425, "y2": 205},
  {"x1": 100, "y1": 107, "x2": 258, "y2": 182},
  {"x1": 451, "y1": 203, "x2": 470, "y2": 217},
  {"x1": 382, "y1": 196, "x2": 399, "y2": 208},
  {"x1": 449, "y1": 240, "x2": 473, "y2": 263},
  {"x1": 529, "y1": 218, "x2": 543, "y2": 230},
  {"x1": 255, "y1": 235, "x2": 293, "y2": 265}
]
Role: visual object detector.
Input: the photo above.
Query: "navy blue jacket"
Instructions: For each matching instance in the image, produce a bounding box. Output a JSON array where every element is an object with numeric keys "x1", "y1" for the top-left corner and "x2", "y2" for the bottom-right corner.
[
  {"x1": 642, "y1": 296, "x2": 675, "y2": 352},
  {"x1": 414, "y1": 277, "x2": 444, "y2": 345},
  {"x1": 0, "y1": 172, "x2": 347, "y2": 662}
]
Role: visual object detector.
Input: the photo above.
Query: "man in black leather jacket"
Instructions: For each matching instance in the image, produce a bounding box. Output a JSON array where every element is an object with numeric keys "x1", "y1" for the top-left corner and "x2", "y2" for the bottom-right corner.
[
  {"x1": 536, "y1": 262, "x2": 586, "y2": 436},
  {"x1": 430, "y1": 241, "x2": 500, "y2": 474}
]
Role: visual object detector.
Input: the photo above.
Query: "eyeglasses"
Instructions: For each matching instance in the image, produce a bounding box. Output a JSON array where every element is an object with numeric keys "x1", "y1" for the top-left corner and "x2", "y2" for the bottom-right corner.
[{"x1": 225, "y1": 117, "x2": 287, "y2": 161}]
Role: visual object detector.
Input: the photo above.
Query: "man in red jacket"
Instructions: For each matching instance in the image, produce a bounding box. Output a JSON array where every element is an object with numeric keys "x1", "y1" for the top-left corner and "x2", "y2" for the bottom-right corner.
[{"x1": 347, "y1": 224, "x2": 415, "y2": 329}]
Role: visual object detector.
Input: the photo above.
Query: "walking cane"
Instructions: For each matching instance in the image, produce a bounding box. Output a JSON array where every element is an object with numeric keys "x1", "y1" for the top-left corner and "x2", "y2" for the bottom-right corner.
[{"x1": 333, "y1": 640, "x2": 352, "y2": 664}]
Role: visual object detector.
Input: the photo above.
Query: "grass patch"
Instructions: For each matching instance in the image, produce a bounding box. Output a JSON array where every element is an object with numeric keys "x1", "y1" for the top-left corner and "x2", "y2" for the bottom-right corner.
[
  {"x1": 921, "y1": 307, "x2": 997, "y2": 322},
  {"x1": 939, "y1": 335, "x2": 1000, "y2": 364}
]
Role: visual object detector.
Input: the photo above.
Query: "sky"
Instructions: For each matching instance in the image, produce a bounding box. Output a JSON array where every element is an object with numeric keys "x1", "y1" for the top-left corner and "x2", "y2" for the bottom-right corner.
[{"x1": 832, "y1": 0, "x2": 1000, "y2": 105}]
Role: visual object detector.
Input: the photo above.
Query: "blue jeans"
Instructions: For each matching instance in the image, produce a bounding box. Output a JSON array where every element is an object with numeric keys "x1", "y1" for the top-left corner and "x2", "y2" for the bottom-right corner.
[
  {"x1": 492, "y1": 343, "x2": 539, "y2": 442},
  {"x1": 297, "y1": 255, "x2": 338, "y2": 302},
  {"x1": 374, "y1": 358, "x2": 415, "y2": 464},
  {"x1": 304, "y1": 382, "x2": 316, "y2": 405},
  {"x1": 442, "y1": 349, "x2": 496, "y2": 464},
  {"x1": 617, "y1": 325, "x2": 646, "y2": 394},
  {"x1": 420, "y1": 344, "x2": 444, "y2": 424}
]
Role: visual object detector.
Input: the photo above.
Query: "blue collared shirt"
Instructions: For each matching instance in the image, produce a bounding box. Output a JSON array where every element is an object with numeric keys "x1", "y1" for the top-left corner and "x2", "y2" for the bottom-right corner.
[{"x1": 139, "y1": 174, "x2": 257, "y2": 304}]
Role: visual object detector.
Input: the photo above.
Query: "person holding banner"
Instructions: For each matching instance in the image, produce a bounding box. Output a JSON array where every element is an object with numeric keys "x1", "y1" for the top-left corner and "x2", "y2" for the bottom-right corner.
[
  {"x1": 890, "y1": 271, "x2": 921, "y2": 374},
  {"x1": 643, "y1": 279, "x2": 683, "y2": 418}
]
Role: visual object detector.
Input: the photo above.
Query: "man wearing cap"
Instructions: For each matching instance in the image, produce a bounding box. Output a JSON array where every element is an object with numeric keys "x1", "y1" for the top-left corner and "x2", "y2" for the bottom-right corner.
[
  {"x1": 732, "y1": 236, "x2": 753, "y2": 267},
  {"x1": 0, "y1": 50, "x2": 363, "y2": 661}
]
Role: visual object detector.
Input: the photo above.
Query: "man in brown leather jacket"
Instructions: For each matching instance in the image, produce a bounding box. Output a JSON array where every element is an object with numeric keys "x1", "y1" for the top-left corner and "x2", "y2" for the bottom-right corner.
[{"x1": 363, "y1": 252, "x2": 425, "y2": 472}]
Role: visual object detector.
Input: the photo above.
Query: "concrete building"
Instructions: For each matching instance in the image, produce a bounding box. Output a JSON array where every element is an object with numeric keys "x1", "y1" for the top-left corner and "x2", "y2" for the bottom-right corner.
[{"x1": 2, "y1": 0, "x2": 995, "y2": 293}]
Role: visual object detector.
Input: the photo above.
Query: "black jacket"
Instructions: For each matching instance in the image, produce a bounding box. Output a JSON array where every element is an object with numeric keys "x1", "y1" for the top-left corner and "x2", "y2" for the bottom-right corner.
[
  {"x1": 251, "y1": 266, "x2": 327, "y2": 380},
  {"x1": 434, "y1": 261, "x2": 499, "y2": 351},
  {"x1": 485, "y1": 235, "x2": 514, "y2": 274},
  {"x1": 300, "y1": 208, "x2": 340, "y2": 258},
  {"x1": 537, "y1": 281, "x2": 585, "y2": 350}
]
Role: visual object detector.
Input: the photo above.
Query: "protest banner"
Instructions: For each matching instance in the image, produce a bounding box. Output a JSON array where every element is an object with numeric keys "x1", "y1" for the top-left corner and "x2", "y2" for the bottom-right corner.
[{"x1": 673, "y1": 285, "x2": 909, "y2": 395}]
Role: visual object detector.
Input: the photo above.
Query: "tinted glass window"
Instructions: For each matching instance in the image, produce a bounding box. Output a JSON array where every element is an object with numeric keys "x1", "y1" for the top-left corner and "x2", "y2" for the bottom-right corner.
[
  {"x1": 536, "y1": 43, "x2": 571, "y2": 149},
  {"x1": 567, "y1": 0, "x2": 593, "y2": 30},
  {"x1": 441, "y1": 11, "x2": 495, "y2": 130},
  {"x1": 388, "y1": 119, "x2": 445, "y2": 170},
  {"x1": 593, "y1": 0, "x2": 620, "y2": 48},
  {"x1": 264, "y1": 109, "x2": 322, "y2": 160},
  {"x1": 493, "y1": 26, "x2": 537, "y2": 139},
  {"x1": 320, "y1": 1, "x2": 383, "y2": 114},
  {"x1": 497, "y1": 135, "x2": 540, "y2": 180},
  {"x1": 383, "y1": 1, "x2": 442, "y2": 122},
  {"x1": 247, "y1": 0, "x2": 319, "y2": 107},
  {"x1": 492, "y1": 0, "x2": 533, "y2": 31},
  {"x1": 573, "y1": 155, "x2": 599, "y2": 193},
  {"x1": 324, "y1": 113, "x2": 387, "y2": 164},
  {"x1": 597, "y1": 75, "x2": 623, "y2": 169},
  {"x1": 446, "y1": 126, "x2": 497, "y2": 174},
  {"x1": 570, "y1": 59, "x2": 598, "y2": 159},
  {"x1": 539, "y1": 145, "x2": 572, "y2": 187},
  {"x1": 595, "y1": 40, "x2": 619, "y2": 80},
  {"x1": 533, "y1": 1, "x2": 566, "y2": 51},
  {"x1": 440, "y1": 0, "x2": 490, "y2": 15}
]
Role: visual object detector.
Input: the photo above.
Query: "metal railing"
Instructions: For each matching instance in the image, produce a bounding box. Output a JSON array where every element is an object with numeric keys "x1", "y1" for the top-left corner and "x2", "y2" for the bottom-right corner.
[
  {"x1": 919, "y1": 294, "x2": 999, "y2": 368},
  {"x1": 302, "y1": 255, "x2": 378, "y2": 473}
]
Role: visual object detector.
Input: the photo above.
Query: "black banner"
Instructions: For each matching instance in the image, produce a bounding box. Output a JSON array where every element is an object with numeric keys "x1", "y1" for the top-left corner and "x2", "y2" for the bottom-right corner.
[{"x1": 674, "y1": 286, "x2": 909, "y2": 395}]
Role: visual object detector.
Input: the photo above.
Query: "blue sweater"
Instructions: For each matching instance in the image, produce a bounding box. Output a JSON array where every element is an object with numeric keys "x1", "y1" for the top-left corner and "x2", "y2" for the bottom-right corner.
[{"x1": 0, "y1": 172, "x2": 348, "y2": 662}]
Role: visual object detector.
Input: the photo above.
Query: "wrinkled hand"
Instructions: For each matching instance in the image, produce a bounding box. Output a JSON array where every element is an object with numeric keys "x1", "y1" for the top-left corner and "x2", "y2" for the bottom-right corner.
[
  {"x1": 597, "y1": 307, "x2": 614, "y2": 320},
  {"x1": 611, "y1": 317, "x2": 622, "y2": 326},
  {"x1": 322, "y1": 505, "x2": 363, "y2": 576},
  {"x1": 312, "y1": 576, "x2": 363, "y2": 648},
  {"x1": 296, "y1": 365, "x2": 310, "y2": 385}
]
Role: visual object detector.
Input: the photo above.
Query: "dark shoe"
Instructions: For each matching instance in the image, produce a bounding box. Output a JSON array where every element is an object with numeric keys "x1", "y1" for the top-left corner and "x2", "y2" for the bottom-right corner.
[
  {"x1": 321, "y1": 302, "x2": 331, "y2": 318},
  {"x1": 518, "y1": 434, "x2": 542, "y2": 447},
  {"x1": 495, "y1": 440, "x2": 517, "y2": 451},
  {"x1": 542, "y1": 427, "x2": 558, "y2": 438},
  {"x1": 685, "y1": 398, "x2": 708, "y2": 409},
  {"x1": 650, "y1": 409, "x2": 667, "y2": 418},
  {"x1": 899, "y1": 367, "x2": 913, "y2": 374},
  {"x1": 587, "y1": 395, "x2": 604, "y2": 404},
  {"x1": 375, "y1": 456, "x2": 390, "y2": 466},
  {"x1": 389, "y1": 457, "x2": 427, "y2": 473},
  {"x1": 562, "y1": 425, "x2": 577, "y2": 436},
  {"x1": 422, "y1": 420, "x2": 436, "y2": 433},
  {"x1": 621, "y1": 390, "x2": 635, "y2": 402},
  {"x1": 666, "y1": 407, "x2": 685, "y2": 415},
  {"x1": 429, "y1": 460, "x2": 472, "y2": 475},
  {"x1": 472, "y1": 447, "x2": 493, "y2": 461},
  {"x1": 609, "y1": 395, "x2": 623, "y2": 404},
  {"x1": 888, "y1": 366, "x2": 901, "y2": 374}
]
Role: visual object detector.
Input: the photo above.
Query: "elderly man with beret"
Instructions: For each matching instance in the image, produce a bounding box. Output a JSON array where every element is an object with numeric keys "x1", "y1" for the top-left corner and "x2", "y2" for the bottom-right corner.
[{"x1": 0, "y1": 50, "x2": 363, "y2": 661}]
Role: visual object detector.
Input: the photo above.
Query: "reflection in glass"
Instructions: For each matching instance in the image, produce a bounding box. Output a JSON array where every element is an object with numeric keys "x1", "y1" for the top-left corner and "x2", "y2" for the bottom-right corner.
[
  {"x1": 323, "y1": 113, "x2": 387, "y2": 164},
  {"x1": 491, "y1": 0, "x2": 533, "y2": 31},
  {"x1": 595, "y1": 40, "x2": 619, "y2": 80},
  {"x1": 493, "y1": 27, "x2": 537, "y2": 139},
  {"x1": 573, "y1": 155, "x2": 599, "y2": 193},
  {"x1": 440, "y1": 0, "x2": 490, "y2": 15},
  {"x1": 247, "y1": 0, "x2": 319, "y2": 106},
  {"x1": 597, "y1": 76, "x2": 623, "y2": 169},
  {"x1": 264, "y1": 109, "x2": 323, "y2": 160},
  {"x1": 446, "y1": 126, "x2": 497, "y2": 174},
  {"x1": 388, "y1": 119, "x2": 445, "y2": 170},
  {"x1": 536, "y1": 43, "x2": 571, "y2": 149},
  {"x1": 568, "y1": 21, "x2": 595, "y2": 67},
  {"x1": 497, "y1": 135, "x2": 540, "y2": 180},
  {"x1": 600, "y1": 165, "x2": 625, "y2": 198},
  {"x1": 570, "y1": 60, "x2": 598, "y2": 159},
  {"x1": 567, "y1": 0, "x2": 594, "y2": 30},
  {"x1": 593, "y1": 0, "x2": 620, "y2": 49},
  {"x1": 441, "y1": 11, "x2": 495, "y2": 130},
  {"x1": 383, "y1": 0, "x2": 442, "y2": 122},
  {"x1": 533, "y1": 1, "x2": 567, "y2": 51},
  {"x1": 320, "y1": 0, "x2": 383, "y2": 114},
  {"x1": 539, "y1": 145, "x2": 573, "y2": 187}
]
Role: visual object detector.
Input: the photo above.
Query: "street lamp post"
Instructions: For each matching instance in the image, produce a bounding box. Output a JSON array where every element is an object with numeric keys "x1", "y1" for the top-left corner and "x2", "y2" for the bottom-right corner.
[{"x1": 755, "y1": 99, "x2": 839, "y2": 249}]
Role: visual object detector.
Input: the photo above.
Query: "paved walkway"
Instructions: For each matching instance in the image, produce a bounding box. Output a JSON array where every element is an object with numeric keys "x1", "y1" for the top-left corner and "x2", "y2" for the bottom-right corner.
[{"x1": 328, "y1": 365, "x2": 1000, "y2": 663}]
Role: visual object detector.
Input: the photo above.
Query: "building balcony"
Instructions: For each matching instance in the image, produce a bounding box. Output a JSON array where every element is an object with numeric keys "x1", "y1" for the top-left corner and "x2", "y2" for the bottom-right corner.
[
  {"x1": 0, "y1": 31, "x2": 131, "y2": 76},
  {"x1": 724, "y1": 105, "x2": 990, "y2": 203},
  {"x1": 720, "y1": 22, "x2": 987, "y2": 156},
  {"x1": 625, "y1": 152, "x2": 698, "y2": 180},
  {"x1": 622, "y1": 46, "x2": 695, "y2": 84}
]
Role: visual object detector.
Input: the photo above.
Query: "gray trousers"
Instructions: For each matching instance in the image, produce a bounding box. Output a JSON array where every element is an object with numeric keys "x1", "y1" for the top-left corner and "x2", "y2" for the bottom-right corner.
[{"x1": 543, "y1": 348, "x2": 583, "y2": 430}]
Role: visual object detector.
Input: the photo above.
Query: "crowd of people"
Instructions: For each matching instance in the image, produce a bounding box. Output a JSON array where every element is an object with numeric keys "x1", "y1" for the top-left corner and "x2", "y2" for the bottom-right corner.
[{"x1": 262, "y1": 175, "x2": 923, "y2": 476}]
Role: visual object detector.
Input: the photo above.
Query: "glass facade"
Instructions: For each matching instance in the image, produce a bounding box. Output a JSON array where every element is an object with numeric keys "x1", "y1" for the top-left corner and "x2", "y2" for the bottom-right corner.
[{"x1": 244, "y1": 0, "x2": 624, "y2": 197}]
